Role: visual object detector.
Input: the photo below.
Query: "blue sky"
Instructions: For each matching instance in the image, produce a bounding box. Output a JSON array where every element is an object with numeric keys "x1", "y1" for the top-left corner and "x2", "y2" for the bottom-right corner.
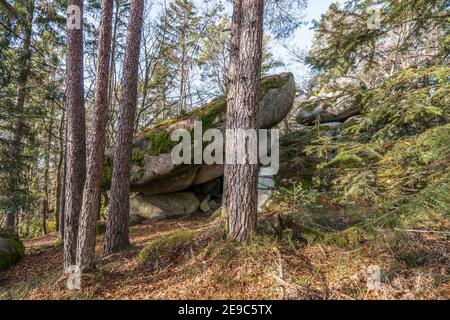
[
  {"x1": 148, "y1": 0, "x2": 340, "y2": 82},
  {"x1": 271, "y1": 0, "x2": 340, "y2": 80}
]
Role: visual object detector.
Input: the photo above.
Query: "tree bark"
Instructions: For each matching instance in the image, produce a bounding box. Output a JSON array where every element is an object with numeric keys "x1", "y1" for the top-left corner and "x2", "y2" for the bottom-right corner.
[
  {"x1": 76, "y1": 0, "x2": 114, "y2": 271},
  {"x1": 42, "y1": 100, "x2": 55, "y2": 235},
  {"x1": 64, "y1": 0, "x2": 86, "y2": 269},
  {"x1": 41, "y1": 198, "x2": 48, "y2": 235},
  {"x1": 2, "y1": 0, "x2": 35, "y2": 230},
  {"x1": 59, "y1": 125, "x2": 67, "y2": 239},
  {"x1": 54, "y1": 107, "x2": 65, "y2": 234},
  {"x1": 224, "y1": 0, "x2": 263, "y2": 242},
  {"x1": 106, "y1": 0, "x2": 121, "y2": 149},
  {"x1": 222, "y1": 0, "x2": 242, "y2": 211},
  {"x1": 104, "y1": 0, "x2": 145, "y2": 255}
]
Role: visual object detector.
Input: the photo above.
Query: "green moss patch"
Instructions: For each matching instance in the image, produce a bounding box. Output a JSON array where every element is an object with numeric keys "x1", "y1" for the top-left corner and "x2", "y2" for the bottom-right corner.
[
  {"x1": 0, "y1": 229, "x2": 25, "y2": 271},
  {"x1": 145, "y1": 129, "x2": 178, "y2": 156},
  {"x1": 259, "y1": 72, "x2": 292, "y2": 96}
]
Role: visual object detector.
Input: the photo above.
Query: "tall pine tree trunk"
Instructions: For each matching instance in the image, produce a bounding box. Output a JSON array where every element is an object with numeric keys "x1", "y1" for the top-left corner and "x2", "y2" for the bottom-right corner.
[
  {"x1": 64, "y1": 0, "x2": 86, "y2": 269},
  {"x1": 104, "y1": 0, "x2": 145, "y2": 255},
  {"x1": 3, "y1": 0, "x2": 35, "y2": 230},
  {"x1": 224, "y1": 0, "x2": 263, "y2": 242},
  {"x1": 223, "y1": 0, "x2": 242, "y2": 210},
  {"x1": 76, "y1": 0, "x2": 114, "y2": 271}
]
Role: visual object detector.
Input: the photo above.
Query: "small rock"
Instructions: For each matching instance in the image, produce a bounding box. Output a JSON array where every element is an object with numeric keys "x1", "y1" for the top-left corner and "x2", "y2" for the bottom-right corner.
[
  {"x1": 200, "y1": 195, "x2": 211, "y2": 212},
  {"x1": 208, "y1": 200, "x2": 219, "y2": 210}
]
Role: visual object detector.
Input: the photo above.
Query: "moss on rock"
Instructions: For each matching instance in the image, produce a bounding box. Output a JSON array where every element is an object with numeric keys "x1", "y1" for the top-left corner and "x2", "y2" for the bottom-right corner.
[
  {"x1": 260, "y1": 73, "x2": 293, "y2": 96},
  {"x1": 0, "y1": 229, "x2": 25, "y2": 271},
  {"x1": 146, "y1": 129, "x2": 178, "y2": 156},
  {"x1": 101, "y1": 73, "x2": 293, "y2": 186}
]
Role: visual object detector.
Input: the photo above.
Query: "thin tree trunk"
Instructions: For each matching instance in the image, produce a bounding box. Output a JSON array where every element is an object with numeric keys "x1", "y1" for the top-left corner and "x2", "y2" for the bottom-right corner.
[
  {"x1": 104, "y1": 0, "x2": 145, "y2": 255},
  {"x1": 76, "y1": 0, "x2": 114, "y2": 271},
  {"x1": 41, "y1": 198, "x2": 48, "y2": 235},
  {"x1": 106, "y1": 0, "x2": 121, "y2": 149},
  {"x1": 64, "y1": 0, "x2": 86, "y2": 269},
  {"x1": 179, "y1": 32, "x2": 186, "y2": 114},
  {"x1": 54, "y1": 107, "x2": 65, "y2": 233},
  {"x1": 42, "y1": 100, "x2": 55, "y2": 235},
  {"x1": 2, "y1": 0, "x2": 35, "y2": 230},
  {"x1": 224, "y1": 0, "x2": 263, "y2": 242},
  {"x1": 59, "y1": 126, "x2": 67, "y2": 239}
]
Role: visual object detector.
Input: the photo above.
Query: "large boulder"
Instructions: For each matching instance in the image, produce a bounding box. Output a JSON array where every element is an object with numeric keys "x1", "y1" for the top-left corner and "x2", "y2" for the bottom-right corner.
[
  {"x1": 296, "y1": 77, "x2": 366, "y2": 125},
  {"x1": 0, "y1": 230, "x2": 25, "y2": 271},
  {"x1": 102, "y1": 73, "x2": 296, "y2": 196},
  {"x1": 130, "y1": 192, "x2": 200, "y2": 221}
]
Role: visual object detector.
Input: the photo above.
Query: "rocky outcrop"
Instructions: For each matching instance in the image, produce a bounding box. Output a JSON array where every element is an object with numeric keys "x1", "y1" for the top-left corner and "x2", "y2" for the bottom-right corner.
[
  {"x1": 296, "y1": 77, "x2": 366, "y2": 125},
  {"x1": 102, "y1": 73, "x2": 296, "y2": 196},
  {"x1": 0, "y1": 230, "x2": 25, "y2": 271}
]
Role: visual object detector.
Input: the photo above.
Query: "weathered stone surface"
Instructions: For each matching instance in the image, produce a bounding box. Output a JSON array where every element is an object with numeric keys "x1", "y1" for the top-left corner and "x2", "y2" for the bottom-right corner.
[
  {"x1": 296, "y1": 77, "x2": 366, "y2": 125},
  {"x1": 130, "y1": 192, "x2": 200, "y2": 220},
  {"x1": 0, "y1": 230, "x2": 25, "y2": 271},
  {"x1": 133, "y1": 166, "x2": 200, "y2": 196},
  {"x1": 200, "y1": 195, "x2": 211, "y2": 212},
  {"x1": 102, "y1": 73, "x2": 296, "y2": 196}
]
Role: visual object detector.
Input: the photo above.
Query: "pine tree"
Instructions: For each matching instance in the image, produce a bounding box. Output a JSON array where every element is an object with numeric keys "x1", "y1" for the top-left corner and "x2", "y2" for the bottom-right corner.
[
  {"x1": 76, "y1": 0, "x2": 113, "y2": 271},
  {"x1": 156, "y1": 0, "x2": 202, "y2": 113},
  {"x1": 104, "y1": 0, "x2": 145, "y2": 255},
  {"x1": 224, "y1": 0, "x2": 264, "y2": 242},
  {"x1": 64, "y1": 0, "x2": 86, "y2": 268},
  {"x1": 1, "y1": 0, "x2": 35, "y2": 230}
]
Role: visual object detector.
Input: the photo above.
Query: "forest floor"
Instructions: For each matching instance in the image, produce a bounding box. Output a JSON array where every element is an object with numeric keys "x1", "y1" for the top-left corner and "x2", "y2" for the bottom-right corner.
[{"x1": 0, "y1": 209, "x2": 449, "y2": 300}]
